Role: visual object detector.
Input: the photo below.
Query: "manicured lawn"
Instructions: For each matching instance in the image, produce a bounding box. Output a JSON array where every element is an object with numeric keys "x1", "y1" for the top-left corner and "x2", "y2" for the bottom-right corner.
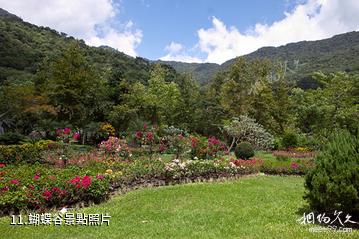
[{"x1": 0, "y1": 176, "x2": 357, "y2": 239}]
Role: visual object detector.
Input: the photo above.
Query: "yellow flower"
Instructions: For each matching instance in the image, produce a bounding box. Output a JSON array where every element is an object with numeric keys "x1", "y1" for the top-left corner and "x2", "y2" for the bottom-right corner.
[{"x1": 105, "y1": 169, "x2": 113, "y2": 175}]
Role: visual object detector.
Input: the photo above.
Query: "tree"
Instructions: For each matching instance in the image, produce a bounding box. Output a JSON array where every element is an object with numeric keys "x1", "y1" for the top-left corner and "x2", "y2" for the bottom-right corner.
[{"x1": 38, "y1": 44, "x2": 108, "y2": 127}]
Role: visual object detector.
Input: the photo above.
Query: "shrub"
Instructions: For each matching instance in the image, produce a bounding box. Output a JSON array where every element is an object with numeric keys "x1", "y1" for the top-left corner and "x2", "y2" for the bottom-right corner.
[
  {"x1": 0, "y1": 132, "x2": 28, "y2": 145},
  {"x1": 304, "y1": 131, "x2": 359, "y2": 219},
  {"x1": 281, "y1": 131, "x2": 298, "y2": 149},
  {"x1": 235, "y1": 142, "x2": 254, "y2": 160}
]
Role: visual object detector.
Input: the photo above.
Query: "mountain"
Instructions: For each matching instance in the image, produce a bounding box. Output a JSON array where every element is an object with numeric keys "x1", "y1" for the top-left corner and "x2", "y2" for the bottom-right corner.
[
  {"x1": 0, "y1": 8, "x2": 178, "y2": 85},
  {"x1": 161, "y1": 31, "x2": 359, "y2": 87}
]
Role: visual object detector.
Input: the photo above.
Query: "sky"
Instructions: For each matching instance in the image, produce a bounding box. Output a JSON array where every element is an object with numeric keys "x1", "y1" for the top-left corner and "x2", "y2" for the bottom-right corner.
[{"x1": 0, "y1": 0, "x2": 359, "y2": 64}]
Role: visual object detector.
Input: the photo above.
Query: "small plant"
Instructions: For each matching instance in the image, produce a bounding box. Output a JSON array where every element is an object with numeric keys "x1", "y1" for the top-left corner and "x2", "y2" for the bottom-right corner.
[{"x1": 235, "y1": 142, "x2": 255, "y2": 160}]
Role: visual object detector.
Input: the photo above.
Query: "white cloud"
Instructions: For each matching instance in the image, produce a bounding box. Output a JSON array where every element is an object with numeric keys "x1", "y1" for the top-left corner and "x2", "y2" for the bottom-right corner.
[
  {"x1": 160, "y1": 42, "x2": 203, "y2": 63},
  {"x1": 162, "y1": 0, "x2": 359, "y2": 64},
  {"x1": 0, "y1": 0, "x2": 142, "y2": 56}
]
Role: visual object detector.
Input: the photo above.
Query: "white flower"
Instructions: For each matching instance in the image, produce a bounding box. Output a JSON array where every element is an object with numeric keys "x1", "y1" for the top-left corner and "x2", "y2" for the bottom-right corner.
[
  {"x1": 229, "y1": 162, "x2": 236, "y2": 168},
  {"x1": 194, "y1": 157, "x2": 198, "y2": 160},
  {"x1": 60, "y1": 207, "x2": 67, "y2": 214}
]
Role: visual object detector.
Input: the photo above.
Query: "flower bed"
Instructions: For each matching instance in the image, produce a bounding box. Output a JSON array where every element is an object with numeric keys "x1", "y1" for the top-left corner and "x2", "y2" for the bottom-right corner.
[{"x1": 272, "y1": 150, "x2": 316, "y2": 159}]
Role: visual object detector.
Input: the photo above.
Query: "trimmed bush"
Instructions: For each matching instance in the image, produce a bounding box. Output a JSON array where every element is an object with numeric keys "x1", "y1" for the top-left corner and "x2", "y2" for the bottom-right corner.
[
  {"x1": 304, "y1": 131, "x2": 359, "y2": 219},
  {"x1": 235, "y1": 142, "x2": 254, "y2": 160}
]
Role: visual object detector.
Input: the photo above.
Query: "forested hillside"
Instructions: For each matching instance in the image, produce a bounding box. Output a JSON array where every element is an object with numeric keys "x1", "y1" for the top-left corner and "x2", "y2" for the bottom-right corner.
[
  {"x1": 162, "y1": 31, "x2": 359, "y2": 87},
  {"x1": 0, "y1": 7, "x2": 177, "y2": 85}
]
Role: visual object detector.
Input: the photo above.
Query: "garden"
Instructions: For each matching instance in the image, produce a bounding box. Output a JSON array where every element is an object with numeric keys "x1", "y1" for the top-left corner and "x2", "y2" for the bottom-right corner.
[
  {"x1": 0, "y1": 116, "x2": 358, "y2": 238},
  {"x1": 0, "y1": 44, "x2": 358, "y2": 238}
]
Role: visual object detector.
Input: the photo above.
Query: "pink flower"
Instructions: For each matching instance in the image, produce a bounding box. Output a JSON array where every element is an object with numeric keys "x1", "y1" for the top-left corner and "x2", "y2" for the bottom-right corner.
[
  {"x1": 63, "y1": 128, "x2": 71, "y2": 135},
  {"x1": 73, "y1": 132, "x2": 81, "y2": 140},
  {"x1": 10, "y1": 179, "x2": 19, "y2": 185},
  {"x1": 42, "y1": 189, "x2": 52, "y2": 201},
  {"x1": 291, "y1": 163, "x2": 299, "y2": 170},
  {"x1": 81, "y1": 176, "x2": 91, "y2": 189},
  {"x1": 0, "y1": 163, "x2": 5, "y2": 168},
  {"x1": 96, "y1": 174, "x2": 104, "y2": 180},
  {"x1": 143, "y1": 123, "x2": 148, "y2": 129},
  {"x1": 33, "y1": 172, "x2": 41, "y2": 180}
]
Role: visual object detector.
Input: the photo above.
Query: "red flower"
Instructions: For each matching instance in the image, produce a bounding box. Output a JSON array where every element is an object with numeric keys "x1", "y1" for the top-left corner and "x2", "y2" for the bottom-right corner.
[
  {"x1": 63, "y1": 128, "x2": 71, "y2": 135},
  {"x1": 42, "y1": 189, "x2": 52, "y2": 201},
  {"x1": 73, "y1": 132, "x2": 81, "y2": 140},
  {"x1": 146, "y1": 132, "x2": 153, "y2": 141},
  {"x1": 28, "y1": 185, "x2": 35, "y2": 190},
  {"x1": 96, "y1": 174, "x2": 104, "y2": 180},
  {"x1": 81, "y1": 176, "x2": 91, "y2": 189},
  {"x1": 143, "y1": 123, "x2": 148, "y2": 130},
  {"x1": 159, "y1": 144, "x2": 166, "y2": 152},
  {"x1": 52, "y1": 187, "x2": 62, "y2": 194},
  {"x1": 70, "y1": 176, "x2": 81, "y2": 185},
  {"x1": 1, "y1": 186, "x2": 9, "y2": 192},
  {"x1": 75, "y1": 184, "x2": 82, "y2": 189},
  {"x1": 135, "y1": 131, "x2": 143, "y2": 139},
  {"x1": 10, "y1": 179, "x2": 20, "y2": 185},
  {"x1": 190, "y1": 137, "x2": 199, "y2": 148},
  {"x1": 0, "y1": 163, "x2": 5, "y2": 168}
]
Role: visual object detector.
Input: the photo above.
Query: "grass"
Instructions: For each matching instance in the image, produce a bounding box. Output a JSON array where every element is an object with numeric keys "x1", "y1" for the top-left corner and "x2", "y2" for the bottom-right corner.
[{"x1": 0, "y1": 176, "x2": 357, "y2": 239}]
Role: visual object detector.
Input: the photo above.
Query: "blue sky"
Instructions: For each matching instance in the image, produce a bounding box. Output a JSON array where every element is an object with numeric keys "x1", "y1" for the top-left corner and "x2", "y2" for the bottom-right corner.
[
  {"x1": 1, "y1": 0, "x2": 359, "y2": 63},
  {"x1": 116, "y1": 0, "x2": 297, "y2": 60}
]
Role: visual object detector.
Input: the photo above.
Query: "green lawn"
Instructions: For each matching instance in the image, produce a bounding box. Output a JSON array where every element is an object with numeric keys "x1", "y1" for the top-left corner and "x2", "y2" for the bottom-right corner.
[{"x1": 0, "y1": 176, "x2": 357, "y2": 239}]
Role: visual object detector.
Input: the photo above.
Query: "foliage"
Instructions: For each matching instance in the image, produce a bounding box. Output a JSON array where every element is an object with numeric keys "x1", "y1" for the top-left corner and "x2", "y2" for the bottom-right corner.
[
  {"x1": 0, "y1": 132, "x2": 28, "y2": 145},
  {"x1": 0, "y1": 140, "x2": 55, "y2": 164},
  {"x1": 304, "y1": 131, "x2": 359, "y2": 218},
  {"x1": 234, "y1": 142, "x2": 255, "y2": 160}
]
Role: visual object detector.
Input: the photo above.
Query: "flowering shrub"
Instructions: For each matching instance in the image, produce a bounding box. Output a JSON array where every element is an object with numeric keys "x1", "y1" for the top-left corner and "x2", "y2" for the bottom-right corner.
[
  {"x1": 98, "y1": 136, "x2": 131, "y2": 160},
  {"x1": 0, "y1": 164, "x2": 110, "y2": 214},
  {"x1": 55, "y1": 128, "x2": 80, "y2": 166},
  {"x1": 189, "y1": 135, "x2": 228, "y2": 160},
  {"x1": 272, "y1": 150, "x2": 316, "y2": 159},
  {"x1": 98, "y1": 122, "x2": 115, "y2": 139}
]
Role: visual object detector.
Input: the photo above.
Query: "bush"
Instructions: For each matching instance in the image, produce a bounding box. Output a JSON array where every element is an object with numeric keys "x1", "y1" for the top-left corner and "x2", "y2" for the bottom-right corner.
[
  {"x1": 304, "y1": 131, "x2": 359, "y2": 219},
  {"x1": 235, "y1": 142, "x2": 254, "y2": 160},
  {"x1": 0, "y1": 132, "x2": 28, "y2": 145},
  {"x1": 281, "y1": 131, "x2": 298, "y2": 149}
]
